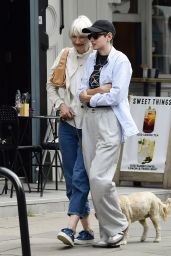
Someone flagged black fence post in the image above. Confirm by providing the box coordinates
[0,167,31,256]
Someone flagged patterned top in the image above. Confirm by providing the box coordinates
[89,53,108,88]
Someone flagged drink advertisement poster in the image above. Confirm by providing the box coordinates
[121,96,171,173]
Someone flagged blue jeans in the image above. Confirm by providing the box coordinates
[58,120,90,217]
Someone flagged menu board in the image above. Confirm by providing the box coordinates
[121,96,171,173]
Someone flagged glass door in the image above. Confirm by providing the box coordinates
[152,0,171,74]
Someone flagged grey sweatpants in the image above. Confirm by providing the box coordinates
[82,107,128,240]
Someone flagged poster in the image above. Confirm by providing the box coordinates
[121,96,171,173]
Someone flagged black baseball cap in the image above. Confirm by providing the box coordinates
[82,19,116,38]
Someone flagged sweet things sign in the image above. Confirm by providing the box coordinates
[121,96,171,173]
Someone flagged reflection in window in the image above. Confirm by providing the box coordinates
[112,0,138,14]
[152,0,171,74]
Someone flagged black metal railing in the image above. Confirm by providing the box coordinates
[0,167,31,256]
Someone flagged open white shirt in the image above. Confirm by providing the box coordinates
[77,46,139,141]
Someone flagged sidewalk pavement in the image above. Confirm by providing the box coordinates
[0,182,171,255]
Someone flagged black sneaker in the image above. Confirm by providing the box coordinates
[74,230,94,245]
[57,228,75,247]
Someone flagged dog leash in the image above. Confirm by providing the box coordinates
[72,117,82,150]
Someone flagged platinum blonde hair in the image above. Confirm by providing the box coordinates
[69,15,92,37]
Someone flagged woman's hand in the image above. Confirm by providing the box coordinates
[86,83,112,95]
[79,90,91,103]
[100,83,112,93]
[59,103,74,120]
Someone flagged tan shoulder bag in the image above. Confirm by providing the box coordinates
[50,47,70,88]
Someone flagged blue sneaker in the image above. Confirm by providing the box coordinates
[74,230,94,245]
[57,228,75,247]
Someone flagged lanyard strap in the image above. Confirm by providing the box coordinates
[72,118,82,150]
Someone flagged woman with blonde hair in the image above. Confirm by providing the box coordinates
[47,15,94,247]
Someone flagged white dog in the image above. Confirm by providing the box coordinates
[119,191,171,244]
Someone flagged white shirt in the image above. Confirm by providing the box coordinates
[47,47,92,129]
[77,46,139,141]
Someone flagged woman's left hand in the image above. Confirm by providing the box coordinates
[79,90,91,103]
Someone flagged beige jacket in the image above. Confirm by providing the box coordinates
[47,47,92,129]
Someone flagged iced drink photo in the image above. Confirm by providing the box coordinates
[143,106,156,133]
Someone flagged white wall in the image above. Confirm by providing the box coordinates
[62,0,114,47]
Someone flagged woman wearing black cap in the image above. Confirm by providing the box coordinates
[78,19,138,248]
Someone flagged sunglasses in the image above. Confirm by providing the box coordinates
[88,32,107,40]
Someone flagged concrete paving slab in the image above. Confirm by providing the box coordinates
[0,212,171,256]
[1,181,171,255]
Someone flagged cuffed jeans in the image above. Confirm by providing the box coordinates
[58,120,90,217]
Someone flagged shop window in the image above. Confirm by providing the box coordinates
[113,22,141,76]
[152,0,171,74]
[111,0,138,14]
